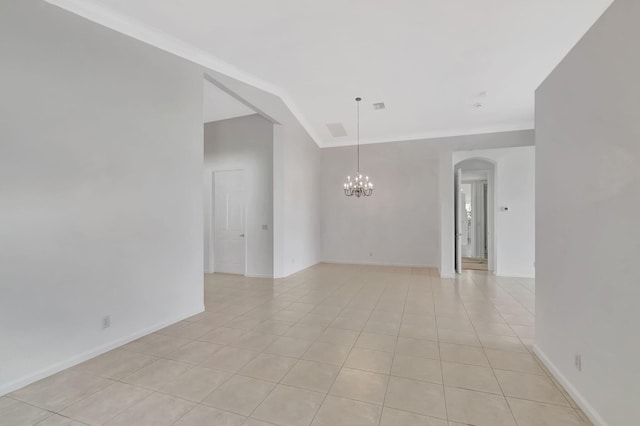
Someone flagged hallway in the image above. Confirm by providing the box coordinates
[3,265,588,425]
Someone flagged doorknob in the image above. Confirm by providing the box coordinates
[240,234,245,237]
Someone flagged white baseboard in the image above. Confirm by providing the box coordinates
[320,260,437,269]
[245,273,273,278]
[533,345,608,426]
[495,270,535,278]
[0,306,204,397]
[275,262,320,279]
[437,265,455,278]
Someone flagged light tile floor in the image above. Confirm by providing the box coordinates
[2,265,591,425]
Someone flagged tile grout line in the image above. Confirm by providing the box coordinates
[468,273,579,415]
[12,267,589,426]
[464,272,530,426]
[305,277,381,425]
[430,272,451,423]
[376,275,410,426]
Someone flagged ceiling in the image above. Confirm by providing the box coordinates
[203,79,255,124]
[47,0,613,147]
[462,170,489,182]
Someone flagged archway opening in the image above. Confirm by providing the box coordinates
[454,158,496,274]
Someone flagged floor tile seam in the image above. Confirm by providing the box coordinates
[63,383,157,425]
[166,395,246,426]
[24,375,117,415]
[245,417,279,426]
[147,345,226,365]
[98,390,168,424]
[2,395,59,418]
[384,389,450,423]
[377,280,409,426]
[240,318,345,425]
[151,366,237,403]
[502,394,580,410]
[322,388,449,422]
[456,275,520,426]
[38,412,91,426]
[430,277,451,423]
[531,356,582,408]
[466,275,557,388]
[466,276,535,342]
[117,356,199,385]
[308,279,386,426]
[486,276,535,317]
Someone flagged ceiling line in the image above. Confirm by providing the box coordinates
[321,123,534,148]
[203,73,281,126]
[44,0,535,148]
[44,0,322,145]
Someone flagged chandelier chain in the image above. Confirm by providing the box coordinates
[343,96,373,198]
[357,97,360,172]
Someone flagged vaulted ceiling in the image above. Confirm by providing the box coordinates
[47,0,613,147]
[203,79,256,124]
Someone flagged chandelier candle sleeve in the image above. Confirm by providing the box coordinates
[343,97,374,197]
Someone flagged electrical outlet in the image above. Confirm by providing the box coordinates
[575,354,582,372]
[102,315,111,329]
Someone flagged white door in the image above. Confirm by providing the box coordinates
[455,168,463,273]
[213,170,246,274]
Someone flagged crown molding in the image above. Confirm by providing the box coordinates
[45,0,534,150]
[320,122,534,148]
[44,0,324,147]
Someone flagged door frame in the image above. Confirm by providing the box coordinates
[208,169,248,275]
[453,159,496,274]
[455,169,463,273]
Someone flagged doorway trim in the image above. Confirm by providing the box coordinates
[453,157,496,274]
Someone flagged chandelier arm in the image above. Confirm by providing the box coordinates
[343,96,373,198]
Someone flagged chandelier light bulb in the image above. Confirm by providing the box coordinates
[343,97,374,198]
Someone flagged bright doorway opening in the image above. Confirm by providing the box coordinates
[454,158,495,274]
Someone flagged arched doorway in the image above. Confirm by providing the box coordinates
[454,158,496,274]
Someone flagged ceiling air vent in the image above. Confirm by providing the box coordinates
[373,102,385,110]
[326,122,348,138]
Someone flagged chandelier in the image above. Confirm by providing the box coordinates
[344,97,373,197]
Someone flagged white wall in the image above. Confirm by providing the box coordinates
[204,115,274,277]
[320,142,439,267]
[275,123,322,277]
[535,0,638,424]
[453,147,536,278]
[0,0,204,395]
[202,70,322,279]
[320,131,534,270]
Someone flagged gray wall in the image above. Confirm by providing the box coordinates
[0,0,204,394]
[320,130,534,269]
[276,122,321,277]
[535,0,639,423]
[204,115,274,277]
[205,69,322,278]
[453,146,536,278]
